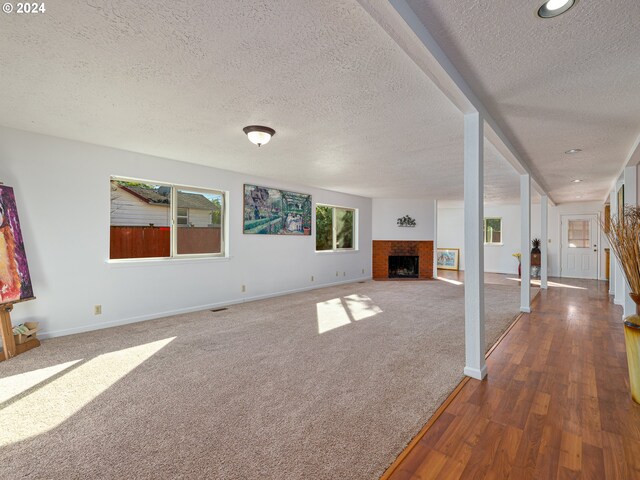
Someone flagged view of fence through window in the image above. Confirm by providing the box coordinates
[110,179,223,259]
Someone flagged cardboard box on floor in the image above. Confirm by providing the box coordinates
[13,321,39,345]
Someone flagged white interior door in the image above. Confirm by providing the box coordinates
[561,214,598,279]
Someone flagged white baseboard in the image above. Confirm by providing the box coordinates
[464,365,487,380]
[520,306,532,313]
[39,276,372,339]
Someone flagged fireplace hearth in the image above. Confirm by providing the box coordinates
[388,255,419,278]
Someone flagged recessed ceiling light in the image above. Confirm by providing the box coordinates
[572,179,582,183]
[538,0,576,18]
[565,148,582,154]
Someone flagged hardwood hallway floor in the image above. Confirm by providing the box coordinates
[384,277,640,479]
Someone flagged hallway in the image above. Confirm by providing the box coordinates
[386,278,640,479]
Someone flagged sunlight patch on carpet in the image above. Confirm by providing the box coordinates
[317,295,382,333]
[0,337,175,447]
[343,294,383,321]
[317,298,351,334]
[0,360,83,404]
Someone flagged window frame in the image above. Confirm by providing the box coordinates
[109,176,226,261]
[483,217,503,245]
[315,203,358,252]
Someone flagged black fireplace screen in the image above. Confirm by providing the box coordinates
[388,255,419,278]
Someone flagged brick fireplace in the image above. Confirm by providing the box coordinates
[372,240,434,280]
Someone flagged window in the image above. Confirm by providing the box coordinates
[316,205,356,251]
[177,207,189,226]
[110,177,225,259]
[568,220,589,248]
[484,217,502,244]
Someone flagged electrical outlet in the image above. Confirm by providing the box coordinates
[241,285,246,292]
[311,275,314,282]
[94,305,102,315]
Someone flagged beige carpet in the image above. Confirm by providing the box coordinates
[0,280,527,479]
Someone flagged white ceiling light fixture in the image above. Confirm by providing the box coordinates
[572,179,583,183]
[537,0,576,18]
[243,125,276,147]
[565,148,582,154]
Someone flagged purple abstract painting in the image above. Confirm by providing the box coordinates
[0,185,33,305]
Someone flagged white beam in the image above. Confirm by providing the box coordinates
[521,175,531,312]
[604,133,640,203]
[541,195,548,290]
[433,200,438,279]
[612,183,624,306]
[357,0,552,202]
[463,112,486,381]
[609,189,616,296]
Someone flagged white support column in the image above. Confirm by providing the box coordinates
[609,189,616,296]
[433,200,438,279]
[520,174,531,312]
[463,112,486,381]
[623,166,638,318]
[541,195,548,290]
[612,186,624,305]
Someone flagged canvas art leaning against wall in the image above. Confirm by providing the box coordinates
[243,184,312,235]
[0,185,33,305]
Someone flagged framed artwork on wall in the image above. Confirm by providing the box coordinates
[437,248,460,271]
[618,184,624,220]
[243,184,312,235]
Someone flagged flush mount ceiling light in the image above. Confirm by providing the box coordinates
[537,0,576,18]
[243,125,275,147]
[565,148,582,154]
[572,179,583,183]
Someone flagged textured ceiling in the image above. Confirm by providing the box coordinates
[0,0,526,202]
[406,0,640,204]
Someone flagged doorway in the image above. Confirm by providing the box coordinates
[560,214,599,279]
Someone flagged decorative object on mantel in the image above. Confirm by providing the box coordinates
[512,252,522,277]
[600,205,640,404]
[0,183,38,361]
[530,238,541,278]
[397,215,416,227]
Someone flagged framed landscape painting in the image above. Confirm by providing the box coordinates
[437,248,460,271]
[243,184,312,235]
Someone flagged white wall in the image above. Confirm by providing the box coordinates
[372,198,436,240]
[438,201,607,278]
[437,207,465,270]
[0,127,372,338]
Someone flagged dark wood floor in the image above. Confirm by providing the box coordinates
[386,276,640,479]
